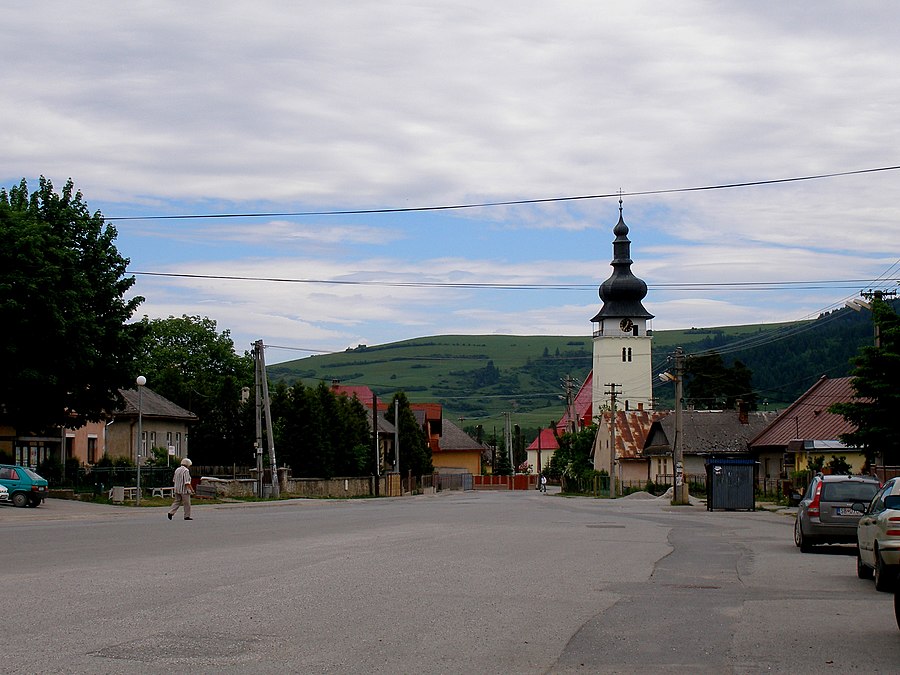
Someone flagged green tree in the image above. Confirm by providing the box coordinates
[385,392,433,476]
[829,297,900,466]
[685,351,756,410]
[547,425,596,481]
[134,315,254,465]
[494,434,512,475]
[270,381,373,479]
[0,177,144,431]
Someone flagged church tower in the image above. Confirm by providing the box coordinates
[591,200,654,414]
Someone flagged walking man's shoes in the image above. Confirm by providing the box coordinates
[167,513,173,520]
[184,517,193,520]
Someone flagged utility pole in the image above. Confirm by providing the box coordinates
[372,392,379,497]
[605,383,620,497]
[394,398,400,475]
[859,289,896,348]
[253,341,264,498]
[253,340,279,499]
[672,347,689,505]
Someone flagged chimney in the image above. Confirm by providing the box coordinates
[738,399,748,425]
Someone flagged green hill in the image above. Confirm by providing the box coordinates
[268,303,886,431]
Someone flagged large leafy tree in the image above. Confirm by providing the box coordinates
[0,177,144,431]
[547,425,596,481]
[385,391,433,476]
[134,315,254,465]
[685,351,757,410]
[271,381,372,478]
[829,298,900,465]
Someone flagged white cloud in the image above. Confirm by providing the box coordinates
[4,1,899,356]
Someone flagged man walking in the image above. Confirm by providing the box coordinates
[167,457,194,520]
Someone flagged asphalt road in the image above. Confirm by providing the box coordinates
[2,490,899,674]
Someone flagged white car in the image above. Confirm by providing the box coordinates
[0,484,8,502]
[856,476,900,591]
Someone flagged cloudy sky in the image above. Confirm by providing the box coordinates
[4,1,898,363]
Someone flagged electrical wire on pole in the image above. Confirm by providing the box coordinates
[672,347,689,505]
[605,383,621,497]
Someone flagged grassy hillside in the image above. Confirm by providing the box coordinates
[268,304,884,431]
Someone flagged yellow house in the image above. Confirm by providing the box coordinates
[432,419,486,475]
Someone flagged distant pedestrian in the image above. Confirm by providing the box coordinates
[540,475,547,493]
[167,458,194,521]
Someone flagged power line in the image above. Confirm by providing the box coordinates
[130,269,897,292]
[107,164,900,222]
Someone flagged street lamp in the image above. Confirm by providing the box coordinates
[136,375,146,506]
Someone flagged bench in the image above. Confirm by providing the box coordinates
[151,487,175,498]
[108,486,139,501]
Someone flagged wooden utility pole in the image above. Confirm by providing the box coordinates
[605,383,620,497]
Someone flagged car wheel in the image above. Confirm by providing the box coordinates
[858,550,874,579]
[795,518,813,552]
[11,492,28,508]
[874,548,895,592]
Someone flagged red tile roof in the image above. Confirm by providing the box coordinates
[603,410,667,459]
[750,376,858,449]
[527,427,560,452]
[331,384,378,408]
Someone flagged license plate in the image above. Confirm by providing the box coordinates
[838,507,863,516]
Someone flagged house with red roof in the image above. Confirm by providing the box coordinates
[525,373,594,474]
[593,409,667,484]
[749,375,866,481]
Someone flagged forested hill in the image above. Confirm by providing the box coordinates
[268,301,893,427]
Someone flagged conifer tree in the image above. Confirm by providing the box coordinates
[829,297,900,466]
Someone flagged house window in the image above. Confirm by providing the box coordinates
[87,436,98,464]
[140,431,147,457]
[656,457,669,482]
[150,431,157,450]
[176,432,181,454]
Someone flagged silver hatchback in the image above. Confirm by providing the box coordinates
[794,474,880,552]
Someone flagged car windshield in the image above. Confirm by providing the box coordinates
[820,481,879,502]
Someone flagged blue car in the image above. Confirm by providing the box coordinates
[0,464,49,507]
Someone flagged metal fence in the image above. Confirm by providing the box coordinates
[435,473,473,491]
[56,466,176,494]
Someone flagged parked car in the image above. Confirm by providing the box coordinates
[855,477,900,591]
[0,464,49,507]
[794,473,880,552]
[0,483,8,503]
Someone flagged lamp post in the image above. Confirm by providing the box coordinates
[136,375,146,506]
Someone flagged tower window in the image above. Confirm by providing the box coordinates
[627,348,632,362]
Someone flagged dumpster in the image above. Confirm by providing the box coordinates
[706,458,757,511]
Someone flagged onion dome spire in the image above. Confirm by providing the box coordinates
[590,197,654,322]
